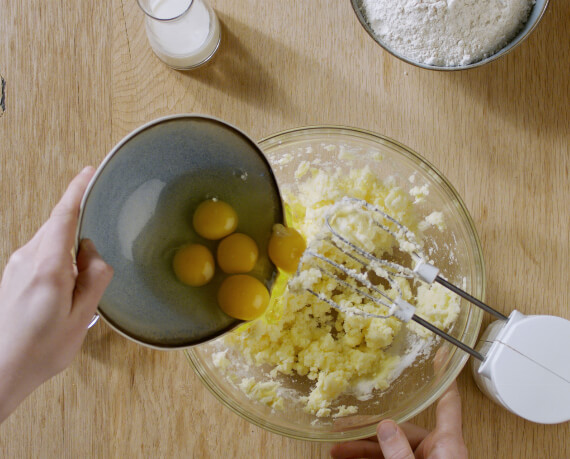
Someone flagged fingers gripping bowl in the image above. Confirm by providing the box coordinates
[186,126,485,441]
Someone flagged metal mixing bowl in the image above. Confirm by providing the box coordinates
[350,0,550,70]
[186,126,485,441]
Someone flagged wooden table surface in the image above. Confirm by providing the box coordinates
[1,0,569,457]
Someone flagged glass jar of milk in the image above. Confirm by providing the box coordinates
[137,0,221,70]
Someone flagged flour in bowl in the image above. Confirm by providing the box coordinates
[361,0,535,67]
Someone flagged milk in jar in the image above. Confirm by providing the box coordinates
[139,0,221,69]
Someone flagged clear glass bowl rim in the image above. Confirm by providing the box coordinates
[186,125,486,442]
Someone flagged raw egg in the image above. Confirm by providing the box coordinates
[172,243,215,287]
[217,233,259,273]
[193,199,238,240]
[267,224,306,273]
[217,274,270,321]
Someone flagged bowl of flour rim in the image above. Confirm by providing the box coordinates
[351,0,550,70]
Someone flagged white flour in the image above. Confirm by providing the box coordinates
[361,0,535,66]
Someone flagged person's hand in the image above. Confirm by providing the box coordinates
[0,167,113,423]
[330,381,468,459]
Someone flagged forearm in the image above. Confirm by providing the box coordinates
[0,350,41,424]
[0,366,22,423]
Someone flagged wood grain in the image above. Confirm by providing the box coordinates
[0,0,568,457]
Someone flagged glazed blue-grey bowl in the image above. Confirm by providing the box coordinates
[77,115,283,349]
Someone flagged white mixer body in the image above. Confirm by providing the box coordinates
[472,310,570,424]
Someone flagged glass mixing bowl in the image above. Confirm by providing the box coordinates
[185,126,485,441]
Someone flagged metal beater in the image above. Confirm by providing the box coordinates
[295,196,570,424]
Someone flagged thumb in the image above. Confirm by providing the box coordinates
[72,239,114,327]
[377,420,415,459]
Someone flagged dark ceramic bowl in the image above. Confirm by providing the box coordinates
[77,114,283,348]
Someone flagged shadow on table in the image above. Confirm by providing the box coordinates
[78,319,157,375]
[443,1,570,140]
[78,319,200,380]
[177,13,313,122]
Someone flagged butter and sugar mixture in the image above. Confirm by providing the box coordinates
[216,161,460,418]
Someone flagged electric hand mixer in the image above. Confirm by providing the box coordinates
[296,196,570,425]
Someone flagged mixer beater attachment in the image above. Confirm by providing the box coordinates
[296,197,506,361]
[293,196,570,424]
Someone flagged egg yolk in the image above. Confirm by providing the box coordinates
[217,274,270,321]
[172,243,215,287]
[217,233,259,274]
[193,199,238,240]
[267,224,306,273]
